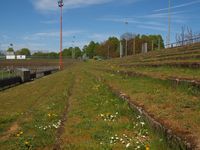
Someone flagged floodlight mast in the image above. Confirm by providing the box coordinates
[167,0,171,48]
[58,0,64,70]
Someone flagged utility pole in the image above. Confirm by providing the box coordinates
[58,0,64,70]
[107,45,110,59]
[133,38,135,55]
[158,37,161,50]
[72,36,76,59]
[152,40,154,51]
[125,21,128,57]
[167,0,171,48]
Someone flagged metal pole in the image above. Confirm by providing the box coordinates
[59,1,63,70]
[125,40,128,56]
[107,45,110,59]
[167,0,171,48]
[125,21,128,57]
[133,38,135,55]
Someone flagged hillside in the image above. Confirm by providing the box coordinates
[0,43,200,149]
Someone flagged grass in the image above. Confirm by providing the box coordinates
[0,67,75,149]
[0,49,200,149]
[0,71,17,80]
[59,68,171,150]
[89,67,200,146]
[92,60,200,81]
[132,66,200,80]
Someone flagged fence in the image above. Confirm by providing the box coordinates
[165,35,200,48]
[0,68,18,80]
[0,66,60,90]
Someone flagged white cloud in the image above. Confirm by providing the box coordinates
[137,25,167,31]
[89,33,118,42]
[154,0,200,12]
[23,30,84,41]
[31,0,113,11]
[40,20,58,24]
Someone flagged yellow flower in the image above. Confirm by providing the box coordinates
[48,113,51,117]
[146,144,150,150]
[16,134,20,137]
[24,141,29,145]
[20,131,23,135]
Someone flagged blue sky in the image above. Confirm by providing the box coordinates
[0,0,200,52]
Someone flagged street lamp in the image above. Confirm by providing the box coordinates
[58,0,64,70]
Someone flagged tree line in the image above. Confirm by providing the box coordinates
[3,33,164,59]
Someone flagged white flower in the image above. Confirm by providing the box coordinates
[140,122,145,126]
[126,143,130,148]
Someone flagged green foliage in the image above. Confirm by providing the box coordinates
[7,47,14,52]
[16,48,31,56]
[63,47,82,58]
[63,48,72,57]
[32,51,58,58]
[83,41,99,58]
[96,37,120,58]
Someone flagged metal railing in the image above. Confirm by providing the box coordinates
[165,35,200,48]
[0,68,17,80]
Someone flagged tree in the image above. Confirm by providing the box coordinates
[83,41,99,58]
[16,48,31,56]
[96,37,120,58]
[74,47,82,58]
[7,47,14,52]
[63,48,72,57]
[0,51,4,56]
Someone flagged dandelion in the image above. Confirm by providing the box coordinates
[20,131,23,135]
[16,134,20,137]
[146,144,150,150]
[24,141,30,146]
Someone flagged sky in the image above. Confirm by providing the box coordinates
[0,0,200,52]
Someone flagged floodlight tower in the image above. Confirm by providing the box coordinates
[58,0,64,70]
[125,21,128,57]
[167,0,171,48]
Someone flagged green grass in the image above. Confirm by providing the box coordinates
[89,68,200,146]
[59,68,171,150]
[131,66,200,80]
[0,71,17,80]
[0,68,75,149]
[0,60,199,149]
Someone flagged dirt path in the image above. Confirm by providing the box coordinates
[53,75,76,150]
